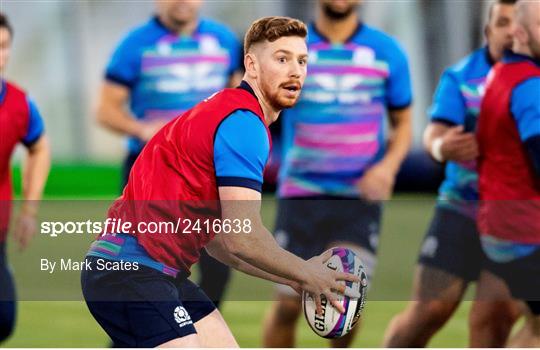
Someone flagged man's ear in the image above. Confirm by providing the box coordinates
[513,24,527,47]
[244,52,258,79]
[484,24,490,41]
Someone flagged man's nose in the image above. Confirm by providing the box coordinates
[289,61,302,78]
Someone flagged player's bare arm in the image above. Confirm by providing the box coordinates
[218,186,359,314]
[205,237,301,294]
[14,135,50,251]
[423,122,479,162]
[96,81,166,142]
[357,106,413,201]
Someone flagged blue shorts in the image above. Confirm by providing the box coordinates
[81,256,216,347]
[418,206,485,282]
[274,197,382,260]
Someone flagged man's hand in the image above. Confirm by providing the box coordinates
[13,211,37,252]
[135,119,168,142]
[301,250,360,315]
[438,125,479,162]
[356,161,397,201]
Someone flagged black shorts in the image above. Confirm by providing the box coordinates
[483,248,540,315]
[418,206,486,282]
[274,197,381,261]
[0,243,16,340]
[81,257,216,347]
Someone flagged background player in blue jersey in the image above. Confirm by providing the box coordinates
[383,1,520,347]
[0,12,50,343]
[95,0,243,310]
[263,0,413,347]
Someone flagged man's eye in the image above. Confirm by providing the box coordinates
[299,59,306,66]
[278,57,287,63]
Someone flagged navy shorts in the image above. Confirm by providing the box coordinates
[81,257,216,347]
[274,197,382,260]
[483,248,540,315]
[418,206,485,282]
[0,242,16,341]
[121,151,140,189]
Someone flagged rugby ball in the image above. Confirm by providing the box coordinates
[302,247,368,338]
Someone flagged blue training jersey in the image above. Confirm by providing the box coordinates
[105,16,242,154]
[278,22,412,198]
[429,47,494,218]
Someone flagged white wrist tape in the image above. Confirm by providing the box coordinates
[431,137,445,163]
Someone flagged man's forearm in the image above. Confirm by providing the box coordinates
[96,82,143,138]
[22,136,51,214]
[223,217,308,285]
[206,242,296,287]
[97,106,142,138]
[383,108,413,173]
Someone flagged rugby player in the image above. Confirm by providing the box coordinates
[82,16,359,348]
[384,1,520,347]
[477,0,540,346]
[0,12,50,342]
[263,0,413,347]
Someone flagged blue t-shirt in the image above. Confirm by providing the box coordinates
[0,80,45,146]
[429,47,493,218]
[278,22,412,198]
[105,16,242,153]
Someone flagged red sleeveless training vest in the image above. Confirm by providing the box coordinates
[0,81,30,240]
[477,60,540,243]
[107,87,270,271]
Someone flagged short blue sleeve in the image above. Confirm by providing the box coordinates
[428,71,466,125]
[22,97,44,146]
[214,110,270,192]
[386,43,413,109]
[511,78,540,141]
[105,33,142,88]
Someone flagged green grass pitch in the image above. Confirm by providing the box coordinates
[3,165,472,347]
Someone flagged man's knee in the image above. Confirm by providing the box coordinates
[470,300,519,333]
[409,300,456,331]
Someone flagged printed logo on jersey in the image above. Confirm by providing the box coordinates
[174,306,193,327]
[301,46,387,105]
